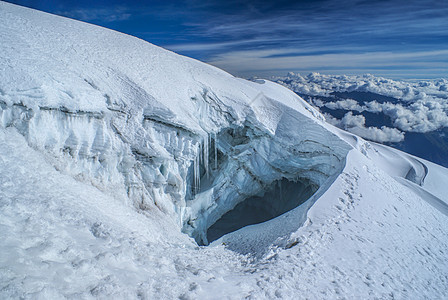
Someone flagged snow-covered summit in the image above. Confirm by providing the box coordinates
[1,2,447,298]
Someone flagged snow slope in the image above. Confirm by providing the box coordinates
[1,2,447,298]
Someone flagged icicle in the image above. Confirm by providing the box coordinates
[203,134,209,179]
[214,132,218,170]
[195,153,200,194]
[193,143,200,195]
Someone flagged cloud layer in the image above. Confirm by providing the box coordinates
[275,73,448,142]
[325,112,405,143]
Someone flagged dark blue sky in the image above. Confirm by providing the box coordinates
[5,0,448,79]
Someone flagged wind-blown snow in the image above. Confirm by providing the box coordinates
[1,2,448,299]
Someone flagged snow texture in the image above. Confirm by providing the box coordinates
[1,2,448,299]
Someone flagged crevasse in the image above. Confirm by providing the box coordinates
[0,84,351,250]
[0,0,355,250]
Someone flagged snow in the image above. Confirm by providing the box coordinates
[0,128,243,299]
[1,2,448,299]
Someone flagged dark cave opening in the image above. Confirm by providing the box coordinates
[206,178,318,244]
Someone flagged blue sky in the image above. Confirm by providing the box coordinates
[5,0,448,79]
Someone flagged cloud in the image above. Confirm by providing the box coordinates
[277,73,448,133]
[325,99,363,111]
[325,112,405,143]
[349,126,405,143]
[205,49,448,78]
[184,0,447,45]
[23,0,448,78]
[165,38,287,53]
[340,112,366,128]
[379,101,448,132]
[156,0,448,78]
[323,98,448,132]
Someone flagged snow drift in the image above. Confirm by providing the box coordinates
[1,2,447,299]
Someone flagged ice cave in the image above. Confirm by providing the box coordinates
[179,119,349,247]
[206,178,318,244]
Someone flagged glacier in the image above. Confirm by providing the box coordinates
[0,2,350,248]
[1,2,448,299]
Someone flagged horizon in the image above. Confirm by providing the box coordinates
[4,0,448,79]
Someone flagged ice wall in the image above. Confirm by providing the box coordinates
[0,2,352,246]
[0,91,351,246]
[180,109,350,244]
